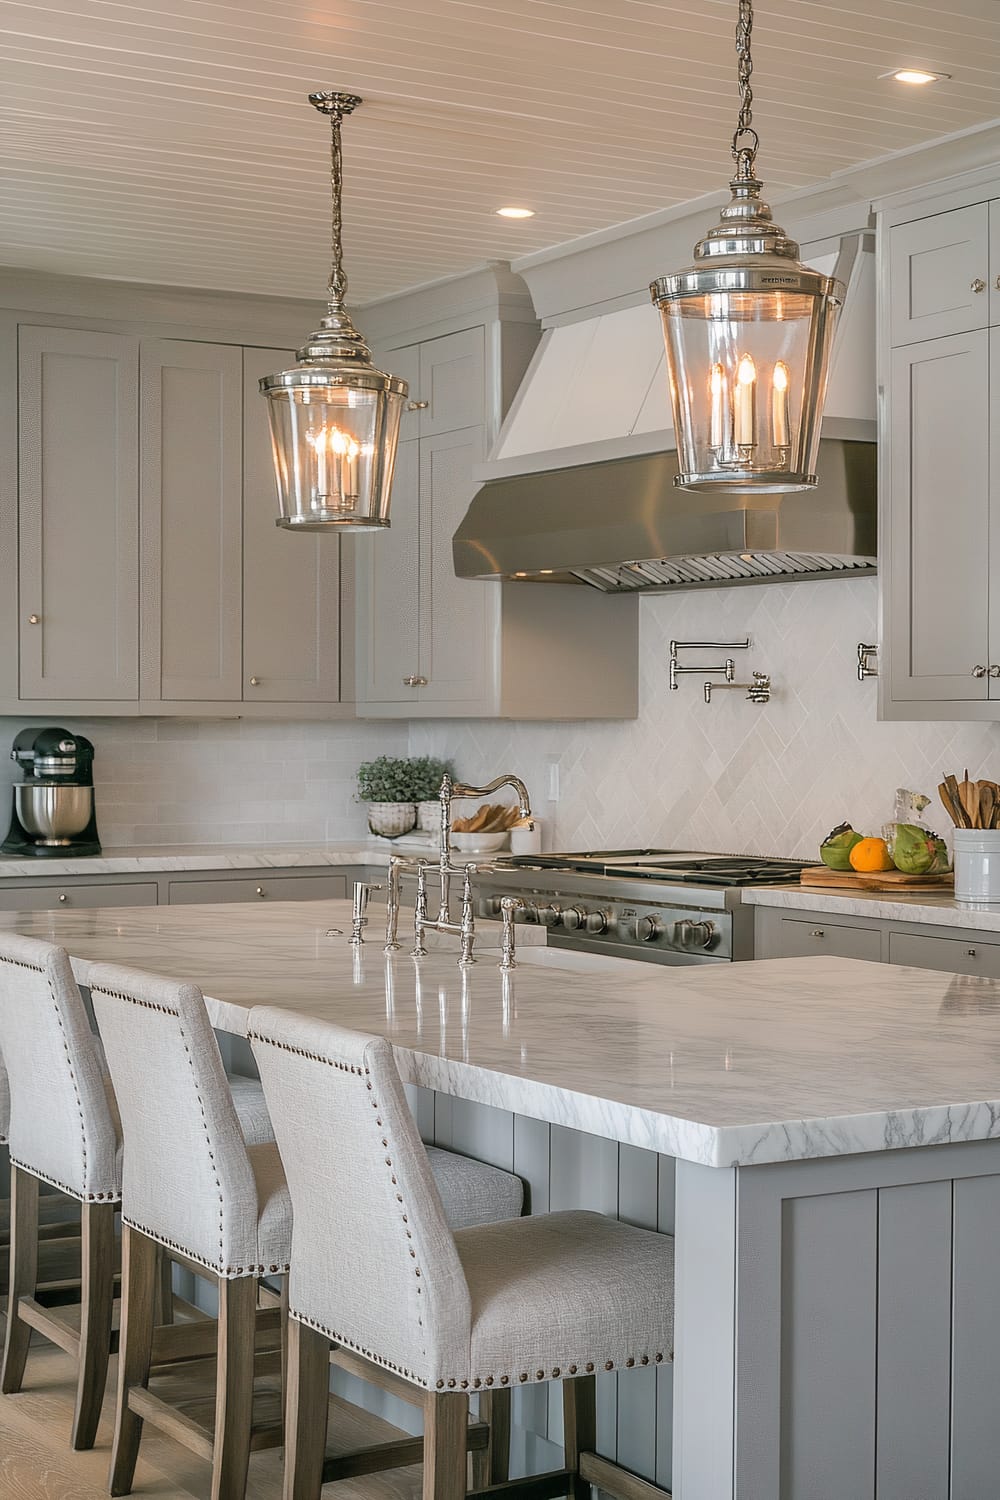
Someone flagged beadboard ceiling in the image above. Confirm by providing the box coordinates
[1,0,999,305]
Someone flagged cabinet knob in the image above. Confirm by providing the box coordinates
[990,666,1000,679]
[256,886,265,897]
[402,675,429,686]
[972,278,987,293]
[406,400,429,412]
[972,664,988,678]
[810,929,825,938]
[967,948,978,957]
[249,676,261,687]
[27,614,40,625]
[58,893,67,902]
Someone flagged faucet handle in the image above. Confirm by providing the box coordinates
[349,881,383,946]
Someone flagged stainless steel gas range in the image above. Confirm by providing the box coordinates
[474,850,809,965]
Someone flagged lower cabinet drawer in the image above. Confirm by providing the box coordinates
[770,916,882,962]
[888,930,1000,978]
[167,874,348,905]
[0,881,158,911]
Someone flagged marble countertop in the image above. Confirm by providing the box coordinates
[0,840,391,879]
[744,884,1000,932]
[4,896,1000,1170]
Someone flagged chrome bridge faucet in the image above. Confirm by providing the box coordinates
[383,771,532,969]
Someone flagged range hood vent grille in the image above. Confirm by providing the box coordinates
[570,552,874,592]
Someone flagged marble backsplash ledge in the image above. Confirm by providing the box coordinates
[408,576,1000,861]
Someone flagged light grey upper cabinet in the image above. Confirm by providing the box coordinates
[18,326,139,701]
[417,425,489,705]
[888,203,989,345]
[241,348,342,704]
[412,327,485,436]
[357,435,421,704]
[880,187,1000,721]
[885,330,990,704]
[140,339,243,702]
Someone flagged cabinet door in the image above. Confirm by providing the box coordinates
[765,916,882,962]
[418,328,485,436]
[417,425,495,705]
[888,930,1000,979]
[140,340,242,701]
[241,348,341,703]
[385,344,421,442]
[0,882,157,912]
[356,436,422,702]
[889,204,989,345]
[887,331,990,703]
[166,873,347,904]
[18,326,139,700]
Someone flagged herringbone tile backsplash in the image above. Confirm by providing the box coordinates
[410,577,1000,860]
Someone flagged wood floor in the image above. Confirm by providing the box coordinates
[0,1323,426,1500]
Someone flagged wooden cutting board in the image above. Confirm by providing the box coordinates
[800,866,954,892]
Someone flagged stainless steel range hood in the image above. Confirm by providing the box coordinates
[454,436,876,592]
[455,232,877,593]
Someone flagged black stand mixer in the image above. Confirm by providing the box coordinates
[2,727,101,857]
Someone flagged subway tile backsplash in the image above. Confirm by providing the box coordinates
[5,578,1000,860]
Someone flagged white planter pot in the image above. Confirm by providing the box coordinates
[416,800,442,834]
[367,801,416,839]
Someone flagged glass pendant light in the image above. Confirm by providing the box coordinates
[650,0,844,492]
[260,93,407,530]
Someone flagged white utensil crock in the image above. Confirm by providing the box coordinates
[954,829,1000,902]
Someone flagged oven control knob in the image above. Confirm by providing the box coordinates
[585,910,612,935]
[674,918,717,950]
[535,904,562,927]
[562,906,586,930]
[486,897,504,917]
[635,915,664,942]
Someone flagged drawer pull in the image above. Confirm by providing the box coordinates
[58,893,67,903]
[967,948,978,957]
[810,929,825,938]
[256,886,266,897]
[972,278,987,293]
[27,614,40,625]
[249,676,261,687]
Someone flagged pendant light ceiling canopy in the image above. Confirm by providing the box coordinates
[650,0,845,494]
[260,93,408,531]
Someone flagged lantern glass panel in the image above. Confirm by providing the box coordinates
[263,382,405,529]
[657,287,840,490]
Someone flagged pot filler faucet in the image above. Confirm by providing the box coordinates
[378,772,532,971]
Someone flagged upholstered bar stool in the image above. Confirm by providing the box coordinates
[90,962,523,1500]
[0,933,124,1451]
[249,1008,675,1500]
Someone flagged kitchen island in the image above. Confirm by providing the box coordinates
[4,897,1000,1499]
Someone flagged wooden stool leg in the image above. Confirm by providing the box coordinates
[71,1199,116,1449]
[281,1316,330,1500]
[1,1165,39,1395]
[154,1245,174,1327]
[473,1388,512,1487]
[110,1226,158,1498]
[562,1375,596,1500]
[211,1275,257,1500]
[422,1391,468,1500]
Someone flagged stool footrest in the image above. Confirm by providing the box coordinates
[468,1468,574,1500]
[321,1420,489,1484]
[579,1450,672,1500]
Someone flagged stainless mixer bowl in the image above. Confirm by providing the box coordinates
[15,783,93,844]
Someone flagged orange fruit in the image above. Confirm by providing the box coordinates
[849,836,894,873]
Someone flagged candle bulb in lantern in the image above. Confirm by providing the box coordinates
[330,429,350,507]
[347,439,360,497]
[771,360,790,448]
[309,428,329,500]
[734,353,756,448]
[709,362,729,450]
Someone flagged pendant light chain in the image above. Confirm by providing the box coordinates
[327,105,348,312]
[731,0,759,180]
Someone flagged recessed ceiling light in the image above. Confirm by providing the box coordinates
[496,206,535,219]
[881,67,951,85]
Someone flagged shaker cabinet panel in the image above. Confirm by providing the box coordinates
[886,330,990,704]
[140,340,243,702]
[888,203,989,345]
[759,915,882,963]
[357,436,422,703]
[418,425,492,704]
[241,348,341,703]
[417,328,485,436]
[18,326,139,701]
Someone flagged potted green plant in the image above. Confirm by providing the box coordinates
[408,756,455,833]
[356,755,455,839]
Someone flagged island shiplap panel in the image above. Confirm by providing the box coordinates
[950,1175,1000,1498]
